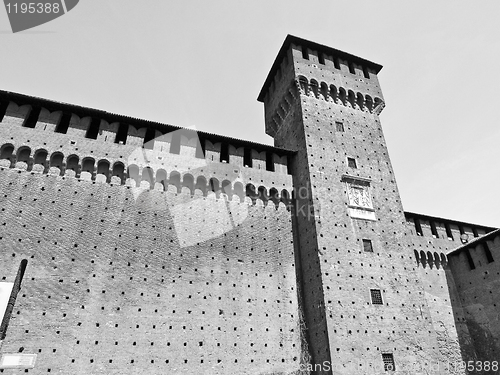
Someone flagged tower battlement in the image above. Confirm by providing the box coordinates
[258,35,385,138]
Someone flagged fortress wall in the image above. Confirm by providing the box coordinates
[0,100,290,187]
[0,104,293,202]
[448,232,500,366]
[405,214,492,244]
[408,232,476,369]
[0,166,304,375]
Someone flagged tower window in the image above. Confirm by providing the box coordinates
[318,52,325,65]
[348,62,356,75]
[370,289,383,305]
[347,157,357,169]
[0,101,9,122]
[430,221,439,238]
[243,148,252,168]
[335,121,344,132]
[362,239,373,252]
[414,218,423,236]
[382,353,395,371]
[114,123,129,145]
[483,243,494,263]
[85,118,100,140]
[445,223,454,240]
[220,143,229,163]
[23,106,41,128]
[55,112,71,134]
[301,46,309,60]
[472,227,479,238]
[363,66,370,79]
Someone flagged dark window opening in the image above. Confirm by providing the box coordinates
[85,118,100,140]
[0,259,28,340]
[382,353,395,371]
[347,157,357,169]
[483,243,494,263]
[430,221,439,238]
[445,223,454,240]
[335,121,344,132]
[472,227,479,238]
[143,128,156,149]
[362,66,370,79]
[220,143,229,163]
[266,152,274,172]
[195,137,205,159]
[370,289,383,305]
[23,106,41,128]
[0,101,9,122]
[414,218,423,236]
[362,239,373,252]
[333,57,340,69]
[301,46,309,60]
[55,112,71,134]
[348,62,356,75]
[114,123,129,145]
[465,249,475,270]
[244,148,252,168]
[318,52,325,65]
[170,133,181,154]
[459,225,465,235]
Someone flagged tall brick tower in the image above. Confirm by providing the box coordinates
[258,36,457,374]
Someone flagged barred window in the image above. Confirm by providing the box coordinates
[370,289,383,305]
[382,353,395,371]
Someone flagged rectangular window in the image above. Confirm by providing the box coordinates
[414,217,423,236]
[382,353,395,371]
[55,112,71,134]
[483,243,494,263]
[318,52,325,65]
[85,117,100,140]
[22,106,41,128]
[301,46,309,60]
[430,221,439,238]
[362,239,373,252]
[335,121,344,132]
[472,227,479,238]
[445,223,454,240]
[347,157,357,169]
[370,289,383,305]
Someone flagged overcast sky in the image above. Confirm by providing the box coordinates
[1,1,499,227]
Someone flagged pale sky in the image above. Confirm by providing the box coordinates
[1,1,499,227]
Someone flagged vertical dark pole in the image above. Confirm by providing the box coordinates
[0,259,28,340]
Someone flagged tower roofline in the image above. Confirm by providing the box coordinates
[257,34,383,102]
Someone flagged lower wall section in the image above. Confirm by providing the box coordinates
[0,167,305,374]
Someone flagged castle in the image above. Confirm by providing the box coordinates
[0,35,499,374]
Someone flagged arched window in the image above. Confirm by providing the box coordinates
[16,147,31,163]
[97,160,110,179]
[33,149,48,166]
[81,158,95,174]
[112,162,125,183]
[66,155,79,172]
[49,152,64,169]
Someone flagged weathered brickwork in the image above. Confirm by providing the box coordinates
[0,35,499,375]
